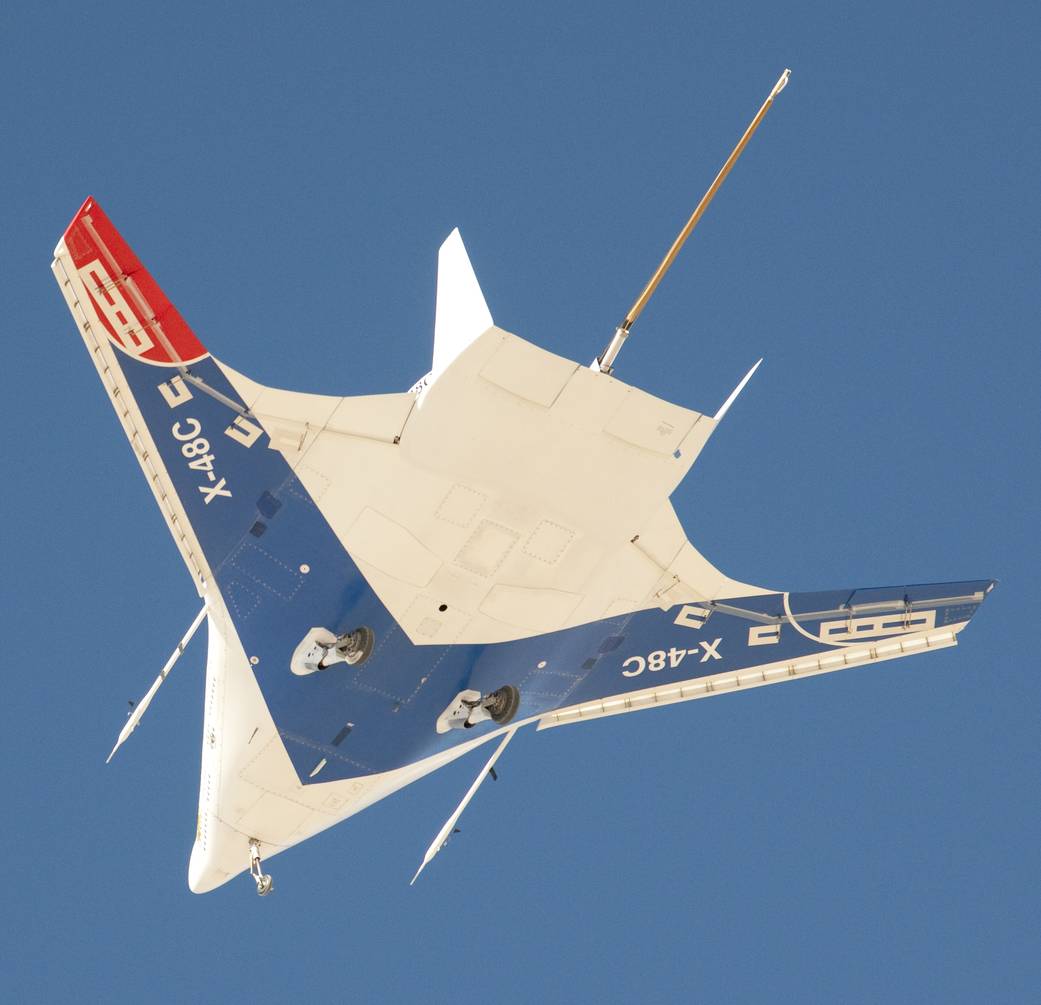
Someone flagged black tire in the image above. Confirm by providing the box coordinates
[487,684,520,725]
[344,626,375,666]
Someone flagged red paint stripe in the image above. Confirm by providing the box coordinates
[62,197,208,366]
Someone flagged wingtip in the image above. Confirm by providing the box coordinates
[64,195,98,237]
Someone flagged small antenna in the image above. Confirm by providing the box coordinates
[595,68,791,375]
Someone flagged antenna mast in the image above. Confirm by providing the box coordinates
[595,68,790,375]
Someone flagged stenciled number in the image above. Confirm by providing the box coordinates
[188,454,214,472]
[647,650,666,671]
[172,418,201,441]
[621,655,645,678]
[182,437,210,458]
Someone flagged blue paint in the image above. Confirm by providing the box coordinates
[120,352,995,783]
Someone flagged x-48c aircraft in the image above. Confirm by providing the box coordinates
[52,70,994,894]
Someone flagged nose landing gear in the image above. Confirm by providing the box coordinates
[249,839,273,897]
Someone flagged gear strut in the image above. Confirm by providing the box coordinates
[249,838,273,896]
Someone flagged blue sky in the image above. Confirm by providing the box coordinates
[2,1,1038,1001]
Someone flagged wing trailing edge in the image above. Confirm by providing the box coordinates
[537,579,996,731]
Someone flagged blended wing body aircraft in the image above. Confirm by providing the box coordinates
[52,74,994,895]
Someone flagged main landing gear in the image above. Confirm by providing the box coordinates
[436,685,520,733]
[249,838,273,897]
[290,626,375,676]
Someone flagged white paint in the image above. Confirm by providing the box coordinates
[77,259,155,356]
[673,604,709,629]
[411,726,517,884]
[224,415,262,448]
[540,622,968,731]
[431,229,494,378]
[713,358,762,422]
[106,604,208,763]
[748,623,781,646]
[159,375,192,409]
[819,609,936,643]
[291,327,768,645]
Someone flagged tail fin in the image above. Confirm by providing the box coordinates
[431,228,493,378]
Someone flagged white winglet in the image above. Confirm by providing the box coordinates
[713,358,763,422]
[106,605,208,763]
[411,726,518,885]
[431,229,493,377]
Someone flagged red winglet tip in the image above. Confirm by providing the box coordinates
[58,199,208,366]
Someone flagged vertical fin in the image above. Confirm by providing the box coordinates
[431,229,493,377]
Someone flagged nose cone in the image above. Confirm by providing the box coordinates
[188,839,235,894]
[187,819,248,894]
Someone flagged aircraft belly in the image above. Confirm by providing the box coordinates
[286,327,763,649]
[55,198,997,895]
[112,349,994,798]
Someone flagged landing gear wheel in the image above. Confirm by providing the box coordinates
[342,625,374,666]
[485,684,520,725]
[249,838,274,897]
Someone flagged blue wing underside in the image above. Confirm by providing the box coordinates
[120,349,993,782]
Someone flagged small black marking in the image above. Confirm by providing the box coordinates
[599,635,625,653]
[581,657,598,670]
[438,604,448,613]
[330,723,353,746]
[249,521,267,538]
